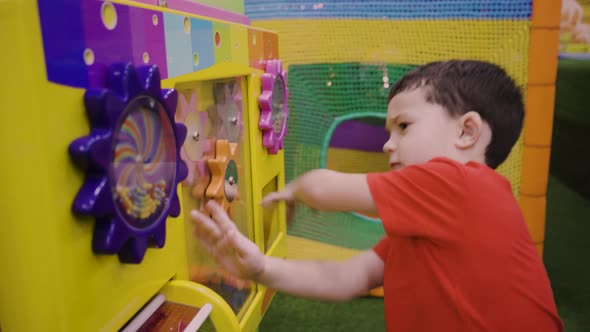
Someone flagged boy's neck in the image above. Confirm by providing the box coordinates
[442,151,487,167]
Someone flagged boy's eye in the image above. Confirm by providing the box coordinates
[399,122,409,130]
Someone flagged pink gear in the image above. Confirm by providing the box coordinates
[258,59,289,154]
[175,90,212,185]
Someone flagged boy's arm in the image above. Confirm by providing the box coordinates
[258,250,384,301]
[261,169,378,215]
[191,200,384,301]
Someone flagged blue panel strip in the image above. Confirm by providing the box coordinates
[37,0,88,87]
[190,18,215,71]
[245,0,532,20]
[163,13,193,78]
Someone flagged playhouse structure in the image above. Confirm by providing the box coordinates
[0,0,563,329]
[0,0,287,330]
[244,0,561,263]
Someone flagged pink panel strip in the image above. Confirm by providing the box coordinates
[131,0,250,25]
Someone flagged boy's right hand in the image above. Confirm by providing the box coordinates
[190,200,265,280]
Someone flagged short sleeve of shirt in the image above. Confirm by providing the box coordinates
[372,236,391,261]
[367,158,466,241]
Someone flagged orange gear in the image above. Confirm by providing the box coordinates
[205,139,240,218]
[191,138,216,207]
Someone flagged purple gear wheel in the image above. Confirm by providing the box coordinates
[258,59,289,154]
[68,63,188,263]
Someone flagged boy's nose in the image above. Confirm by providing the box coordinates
[383,139,396,153]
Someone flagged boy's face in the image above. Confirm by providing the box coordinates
[383,87,460,170]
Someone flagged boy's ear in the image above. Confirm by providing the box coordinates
[455,111,483,149]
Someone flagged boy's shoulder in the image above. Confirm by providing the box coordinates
[368,157,513,198]
[429,157,512,189]
[372,157,512,193]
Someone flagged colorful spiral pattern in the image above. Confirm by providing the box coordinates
[111,96,177,228]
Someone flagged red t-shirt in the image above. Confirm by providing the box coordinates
[367,158,563,332]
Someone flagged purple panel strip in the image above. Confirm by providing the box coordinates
[129,7,168,78]
[330,120,389,152]
[82,0,134,88]
[130,0,250,25]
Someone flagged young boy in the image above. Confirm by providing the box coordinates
[191,60,564,331]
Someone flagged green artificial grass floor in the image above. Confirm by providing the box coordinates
[550,59,590,201]
[544,176,590,331]
[259,175,590,331]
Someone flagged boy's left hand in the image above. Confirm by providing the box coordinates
[190,201,265,280]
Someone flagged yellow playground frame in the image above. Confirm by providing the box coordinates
[0,0,561,330]
[0,0,287,331]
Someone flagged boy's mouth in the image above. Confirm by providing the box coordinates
[389,162,402,170]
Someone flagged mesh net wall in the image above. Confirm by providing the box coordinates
[245,0,531,250]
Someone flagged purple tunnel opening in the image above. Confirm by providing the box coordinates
[329,118,389,152]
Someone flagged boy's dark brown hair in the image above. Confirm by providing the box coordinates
[387,60,524,169]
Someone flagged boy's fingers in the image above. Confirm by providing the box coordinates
[190,208,209,223]
[259,193,277,207]
[190,209,222,242]
[227,229,252,258]
[214,233,234,257]
[260,191,289,207]
[206,200,236,233]
[197,237,215,257]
